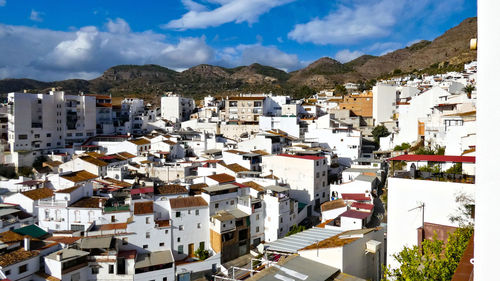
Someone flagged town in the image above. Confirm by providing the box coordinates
[0,61,477,281]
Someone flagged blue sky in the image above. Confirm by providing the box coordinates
[0,0,477,81]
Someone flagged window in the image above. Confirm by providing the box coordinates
[322,171,326,176]
[18,264,28,274]
[109,265,114,274]
[256,226,260,233]
[143,244,148,249]
[4,269,10,275]
[230,200,234,205]
[146,232,150,238]
[160,242,165,247]
[316,172,319,178]
[179,225,184,231]
[18,134,28,140]
[111,215,116,222]
[256,214,259,220]
[46,133,51,137]
[195,210,199,216]
[188,210,191,215]
[92,267,99,274]
[163,278,168,281]
[197,223,201,229]
[177,237,180,242]
[146,217,150,224]
[178,245,184,254]
[34,134,40,138]
[280,217,283,223]
[176,211,181,217]
[322,192,325,198]
[215,203,219,208]
[165,230,169,234]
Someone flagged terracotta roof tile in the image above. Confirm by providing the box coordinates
[69,197,107,209]
[219,162,250,173]
[96,223,128,231]
[0,230,26,243]
[0,248,39,267]
[129,139,151,146]
[134,201,153,215]
[61,170,98,183]
[46,236,81,245]
[169,197,208,209]
[56,185,81,194]
[21,187,54,200]
[207,173,235,183]
[242,181,264,192]
[321,199,347,212]
[156,184,188,195]
[80,156,108,167]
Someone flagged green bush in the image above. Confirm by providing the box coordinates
[195,244,210,260]
[286,224,306,237]
[394,143,411,151]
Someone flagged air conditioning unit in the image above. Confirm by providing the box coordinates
[366,240,382,254]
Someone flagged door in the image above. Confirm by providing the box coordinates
[188,243,195,257]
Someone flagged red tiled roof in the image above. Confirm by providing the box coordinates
[341,193,371,202]
[156,184,188,195]
[278,154,324,161]
[169,197,208,209]
[340,209,371,220]
[134,201,153,215]
[207,173,235,183]
[155,219,170,228]
[21,187,54,200]
[351,202,374,211]
[130,187,154,195]
[388,154,476,163]
[96,223,128,231]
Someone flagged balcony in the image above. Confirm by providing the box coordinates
[38,199,68,207]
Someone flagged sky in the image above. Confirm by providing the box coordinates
[0,0,477,81]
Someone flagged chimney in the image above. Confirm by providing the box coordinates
[56,252,62,261]
[24,237,30,251]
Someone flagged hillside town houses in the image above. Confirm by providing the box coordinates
[0,62,476,281]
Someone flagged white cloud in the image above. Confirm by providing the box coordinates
[218,43,305,72]
[277,37,283,43]
[163,0,295,30]
[106,18,131,34]
[30,9,43,22]
[288,0,465,46]
[0,0,6,7]
[0,19,215,80]
[365,41,403,55]
[288,0,403,45]
[334,49,363,63]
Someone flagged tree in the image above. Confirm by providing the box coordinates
[394,142,411,151]
[295,85,316,100]
[384,227,473,281]
[195,244,210,260]
[335,84,347,99]
[372,124,390,144]
[286,224,306,236]
[462,84,475,99]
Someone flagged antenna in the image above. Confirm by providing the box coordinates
[409,202,425,245]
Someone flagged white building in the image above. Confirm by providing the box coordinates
[6,91,96,166]
[386,176,474,269]
[372,84,398,125]
[262,154,329,209]
[161,95,195,123]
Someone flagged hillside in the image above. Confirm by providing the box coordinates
[0,17,477,99]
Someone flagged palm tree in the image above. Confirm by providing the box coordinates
[463,84,475,99]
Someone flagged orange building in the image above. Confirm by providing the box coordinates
[338,91,373,117]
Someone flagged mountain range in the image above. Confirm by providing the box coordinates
[0,17,477,100]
